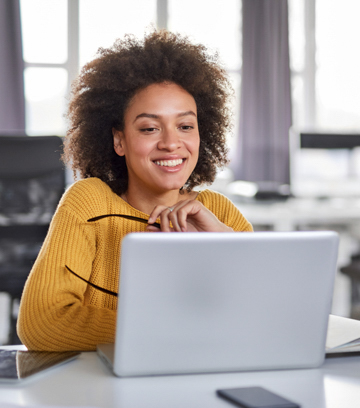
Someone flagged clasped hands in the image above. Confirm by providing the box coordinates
[146,200,233,233]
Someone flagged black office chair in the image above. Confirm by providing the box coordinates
[0,135,65,344]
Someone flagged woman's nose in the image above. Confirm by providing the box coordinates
[157,127,181,151]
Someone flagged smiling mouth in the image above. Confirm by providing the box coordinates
[154,159,184,167]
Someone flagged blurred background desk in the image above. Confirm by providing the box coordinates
[0,348,360,408]
[237,196,360,234]
[235,196,360,319]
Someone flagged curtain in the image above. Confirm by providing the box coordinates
[232,0,292,184]
[0,0,25,134]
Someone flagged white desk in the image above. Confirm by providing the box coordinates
[235,197,360,233]
[1,350,360,408]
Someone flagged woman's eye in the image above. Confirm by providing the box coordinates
[180,125,194,131]
[140,128,157,132]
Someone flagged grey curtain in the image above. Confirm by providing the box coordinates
[0,0,25,134]
[233,0,292,184]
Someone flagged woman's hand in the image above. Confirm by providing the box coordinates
[147,200,233,233]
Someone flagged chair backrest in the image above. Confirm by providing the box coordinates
[0,135,65,224]
[298,132,360,150]
[0,136,66,297]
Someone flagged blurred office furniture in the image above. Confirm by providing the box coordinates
[228,130,360,229]
[290,130,360,319]
[215,132,360,319]
[0,135,65,344]
[340,255,360,320]
[230,194,360,318]
[289,130,360,198]
[227,132,360,318]
[229,130,360,205]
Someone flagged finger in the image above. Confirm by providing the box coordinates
[146,225,161,232]
[174,200,201,232]
[168,209,182,232]
[167,200,189,232]
[148,205,167,224]
[167,201,192,232]
[165,203,182,232]
[148,205,172,231]
[159,207,173,232]
[177,208,189,232]
[147,224,175,232]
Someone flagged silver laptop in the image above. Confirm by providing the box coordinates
[97,231,339,377]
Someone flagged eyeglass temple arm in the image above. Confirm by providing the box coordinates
[65,265,118,297]
[87,213,161,228]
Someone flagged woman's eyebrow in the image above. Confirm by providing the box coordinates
[134,113,159,123]
[177,110,197,118]
[133,110,197,123]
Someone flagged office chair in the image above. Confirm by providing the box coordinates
[0,135,65,344]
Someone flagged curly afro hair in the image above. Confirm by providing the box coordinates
[63,30,233,196]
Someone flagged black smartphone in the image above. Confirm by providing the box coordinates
[216,386,301,408]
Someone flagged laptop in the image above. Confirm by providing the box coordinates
[97,231,339,377]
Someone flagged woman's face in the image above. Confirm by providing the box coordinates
[113,82,200,196]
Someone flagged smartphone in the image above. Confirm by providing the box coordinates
[216,386,300,408]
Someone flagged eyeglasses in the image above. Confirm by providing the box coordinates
[65,213,160,297]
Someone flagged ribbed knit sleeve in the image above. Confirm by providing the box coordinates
[196,189,253,232]
[17,178,148,351]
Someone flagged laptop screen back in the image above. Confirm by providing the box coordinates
[112,231,338,376]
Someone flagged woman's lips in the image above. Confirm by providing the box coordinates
[152,158,186,172]
[153,158,184,167]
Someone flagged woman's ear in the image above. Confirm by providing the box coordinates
[112,128,125,157]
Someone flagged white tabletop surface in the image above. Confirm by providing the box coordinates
[236,197,360,232]
[1,348,360,408]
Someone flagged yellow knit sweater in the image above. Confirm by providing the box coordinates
[17,178,253,351]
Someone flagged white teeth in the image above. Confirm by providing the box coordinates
[155,159,183,167]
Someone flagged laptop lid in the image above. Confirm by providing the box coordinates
[102,231,338,377]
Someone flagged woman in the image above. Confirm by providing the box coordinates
[17,30,252,351]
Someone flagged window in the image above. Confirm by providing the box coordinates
[288,0,360,130]
[79,0,157,67]
[20,1,360,140]
[316,0,360,130]
[20,0,242,146]
[288,0,360,198]
[20,0,68,136]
